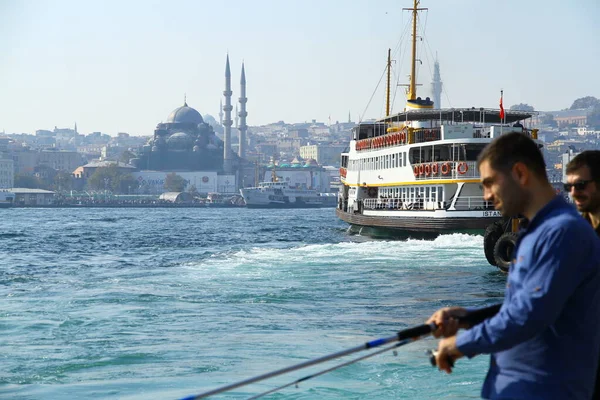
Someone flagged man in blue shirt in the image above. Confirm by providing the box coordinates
[428,132,600,399]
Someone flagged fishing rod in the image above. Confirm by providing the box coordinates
[247,338,421,400]
[179,303,502,400]
[251,303,503,399]
[179,323,435,400]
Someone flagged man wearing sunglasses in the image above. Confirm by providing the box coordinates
[566,150,600,399]
[428,133,600,400]
[566,150,600,235]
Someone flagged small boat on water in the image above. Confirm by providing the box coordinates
[0,190,15,208]
[335,0,540,271]
[205,192,246,208]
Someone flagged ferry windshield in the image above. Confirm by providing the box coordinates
[409,143,487,163]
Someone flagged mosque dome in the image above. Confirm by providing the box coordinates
[167,132,194,150]
[166,102,204,125]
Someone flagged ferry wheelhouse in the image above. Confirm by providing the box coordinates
[336,0,539,239]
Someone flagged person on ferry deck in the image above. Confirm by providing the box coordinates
[427,132,600,400]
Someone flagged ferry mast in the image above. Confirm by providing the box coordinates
[404,0,426,100]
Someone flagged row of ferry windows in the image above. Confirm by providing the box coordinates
[379,186,444,203]
[348,152,408,171]
[343,144,487,170]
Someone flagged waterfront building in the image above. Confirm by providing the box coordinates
[37,149,85,173]
[300,144,347,166]
[10,188,55,206]
[0,157,14,188]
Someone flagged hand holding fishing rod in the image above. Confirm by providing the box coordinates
[426,304,502,373]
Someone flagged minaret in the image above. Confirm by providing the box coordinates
[238,62,248,159]
[222,55,233,172]
[431,55,443,109]
[74,122,78,134]
[235,104,239,128]
[219,100,223,125]
[348,111,351,123]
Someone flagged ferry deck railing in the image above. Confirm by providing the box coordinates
[361,196,492,211]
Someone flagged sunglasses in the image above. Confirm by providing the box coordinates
[564,180,593,192]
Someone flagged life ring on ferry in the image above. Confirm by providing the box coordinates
[418,164,424,175]
[424,164,431,176]
[400,132,406,142]
[457,162,469,175]
[413,165,419,176]
[431,163,439,175]
[441,162,450,175]
[367,187,377,197]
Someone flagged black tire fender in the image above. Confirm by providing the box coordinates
[493,232,518,273]
[483,221,504,267]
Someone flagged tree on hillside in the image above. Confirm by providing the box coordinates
[570,96,600,110]
[14,173,43,189]
[540,113,557,128]
[87,165,139,194]
[164,173,186,192]
[119,150,137,164]
[187,184,199,197]
[588,105,600,129]
[509,103,535,112]
[53,171,74,192]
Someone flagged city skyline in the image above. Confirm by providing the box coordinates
[1,0,599,136]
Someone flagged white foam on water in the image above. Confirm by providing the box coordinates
[181,233,487,281]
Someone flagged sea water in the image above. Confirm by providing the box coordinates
[0,208,505,399]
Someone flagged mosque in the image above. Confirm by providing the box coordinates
[131,56,251,194]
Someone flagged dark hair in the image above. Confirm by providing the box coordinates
[477,131,547,179]
[566,150,600,182]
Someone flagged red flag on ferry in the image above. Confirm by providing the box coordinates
[499,92,505,121]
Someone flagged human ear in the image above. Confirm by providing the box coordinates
[511,162,529,185]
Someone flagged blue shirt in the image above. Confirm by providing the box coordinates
[456,195,600,400]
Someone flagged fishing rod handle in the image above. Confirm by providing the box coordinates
[458,303,502,328]
[428,303,502,368]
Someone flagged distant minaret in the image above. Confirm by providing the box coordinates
[219,100,224,125]
[431,55,443,109]
[223,55,233,172]
[238,62,248,159]
[348,111,351,123]
[235,104,239,128]
[74,122,78,134]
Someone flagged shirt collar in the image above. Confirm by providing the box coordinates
[520,195,566,233]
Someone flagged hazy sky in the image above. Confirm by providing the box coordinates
[1,0,599,136]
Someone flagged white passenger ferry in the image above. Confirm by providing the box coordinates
[240,181,326,208]
[336,0,539,240]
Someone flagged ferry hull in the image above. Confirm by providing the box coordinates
[336,208,500,236]
[246,201,327,209]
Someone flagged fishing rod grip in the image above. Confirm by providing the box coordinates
[396,323,437,341]
[457,303,502,328]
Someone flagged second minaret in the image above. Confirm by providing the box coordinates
[238,63,247,159]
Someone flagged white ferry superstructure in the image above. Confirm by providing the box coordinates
[335,0,539,236]
[240,181,325,208]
